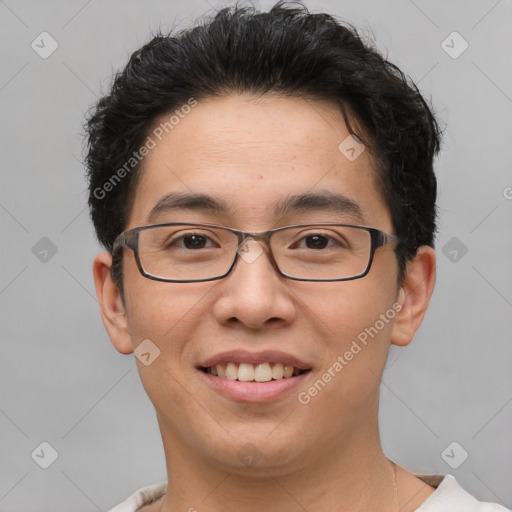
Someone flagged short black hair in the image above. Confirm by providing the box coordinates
[85,0,442,292]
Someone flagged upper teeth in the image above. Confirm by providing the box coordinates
[206,362,302,382]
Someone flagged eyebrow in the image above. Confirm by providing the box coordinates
[274,191,364,222]
[147,190,363,223]
[147,192,233,222]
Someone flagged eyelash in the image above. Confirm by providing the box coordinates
[165,232,346,250]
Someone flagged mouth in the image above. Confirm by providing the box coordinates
[200,362,310,382]
[197,350,312,402]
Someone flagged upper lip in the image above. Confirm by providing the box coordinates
[198,350,312,370]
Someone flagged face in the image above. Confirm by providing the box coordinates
[98,93,414,476]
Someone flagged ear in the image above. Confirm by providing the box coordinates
[92,252,133,354]
[391,246,436,347]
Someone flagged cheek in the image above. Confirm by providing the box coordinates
[296,276,396,347]
[295,278,397,401]
[123,271,222,406]
[123,278,216,429]
[125,279,213,350]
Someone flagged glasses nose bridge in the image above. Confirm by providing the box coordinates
[231,228,279,272]
[241,228,272,244]
[236,228,275,255]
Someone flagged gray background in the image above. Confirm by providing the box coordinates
[1,0,511,510]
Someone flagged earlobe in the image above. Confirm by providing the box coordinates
[92,252,134,355]
[390,246,436,347]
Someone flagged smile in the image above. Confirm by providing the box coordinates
[197,350,312,402]
[201,362,309,382]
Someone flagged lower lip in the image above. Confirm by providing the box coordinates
[199,370,310,402]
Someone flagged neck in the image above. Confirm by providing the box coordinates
[157,423,398,512]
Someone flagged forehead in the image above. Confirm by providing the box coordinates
[128,93,391,230]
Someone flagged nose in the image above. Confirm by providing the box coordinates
[211,238,297,330]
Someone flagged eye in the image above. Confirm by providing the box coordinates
[300,234,334,250]
[166,233,217,250]
[290,231,348,250]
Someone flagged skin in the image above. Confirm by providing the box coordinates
[93,93,437,512]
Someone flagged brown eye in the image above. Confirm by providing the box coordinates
[304,235,330,249]
[165,233,217,250]
[181,235,208,249]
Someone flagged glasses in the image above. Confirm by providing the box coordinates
[113,222,401,283]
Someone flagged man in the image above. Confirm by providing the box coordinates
[86,2,508,511]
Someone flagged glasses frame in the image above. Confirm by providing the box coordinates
[113,222,401,283]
